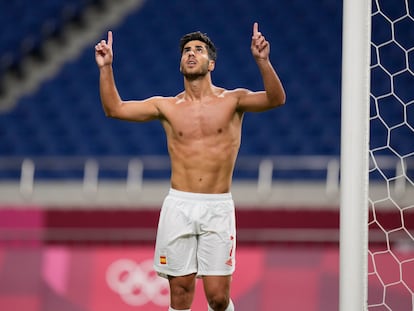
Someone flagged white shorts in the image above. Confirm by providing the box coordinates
[153,188,236,279]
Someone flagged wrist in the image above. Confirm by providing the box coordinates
[99,64,113,71]
[255,58,271,69]
[255,57,270,64]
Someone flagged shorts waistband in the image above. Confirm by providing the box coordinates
[169,188,232,201]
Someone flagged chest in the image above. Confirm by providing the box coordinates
[163,99,241,139]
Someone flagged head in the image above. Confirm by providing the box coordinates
[179,32,217,79]
[179,31,217,61]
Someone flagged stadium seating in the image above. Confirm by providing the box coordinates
[0,0,92,75]
[0,0,409,178]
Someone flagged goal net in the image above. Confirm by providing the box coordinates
[368,0,414,309]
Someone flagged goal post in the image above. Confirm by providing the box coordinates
[339,0,372,310]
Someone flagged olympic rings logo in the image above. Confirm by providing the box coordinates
[106,259,170,306]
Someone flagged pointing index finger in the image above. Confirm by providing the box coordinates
[253,22,259,36]
[107,31,113,47]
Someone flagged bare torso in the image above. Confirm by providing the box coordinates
[158,87,244,193]
[96,32,285,195]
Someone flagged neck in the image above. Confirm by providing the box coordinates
[183,74,214,101]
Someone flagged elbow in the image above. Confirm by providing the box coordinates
[277,93,287,107]
[103,108,117,118]
[102,100,124,118]
[269,92,286,108]
[281,96,287,106]
[278,87,287,106]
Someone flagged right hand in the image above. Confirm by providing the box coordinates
[251,22,270,62]
[95,31,113,68]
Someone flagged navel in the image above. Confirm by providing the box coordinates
[217,128,223,134]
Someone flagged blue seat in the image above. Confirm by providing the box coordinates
[0,0,411,181]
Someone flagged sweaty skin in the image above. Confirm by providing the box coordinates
[95,24,285,195]
[96,23,286,311]
[159,87,243,194]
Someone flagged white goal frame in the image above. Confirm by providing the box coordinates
[339,0,372,310]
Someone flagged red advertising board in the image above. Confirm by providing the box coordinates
[0,244,342,311]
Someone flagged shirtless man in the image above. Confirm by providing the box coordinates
[95,22,285,311]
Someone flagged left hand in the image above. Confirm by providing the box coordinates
[251,22,270,61]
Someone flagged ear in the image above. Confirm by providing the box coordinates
[208,60,215,72]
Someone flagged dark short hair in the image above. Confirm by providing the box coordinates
[179,31,217,61]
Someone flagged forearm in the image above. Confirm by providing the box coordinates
[99,65,123,117]
[256,59,286,107]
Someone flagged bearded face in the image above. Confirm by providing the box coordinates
[180,40,215,80]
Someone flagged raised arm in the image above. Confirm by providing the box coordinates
[95,31,161,122]
[237,22,286,112]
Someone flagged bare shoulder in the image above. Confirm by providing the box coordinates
[214,88,253,110]
[152,95,181,107]
[150,95,177,104]
[174,91,186,102]
[156,92,191,114]
[222,87,251,98]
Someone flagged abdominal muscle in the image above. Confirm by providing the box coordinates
[167,135,239,194]
[160,89,243,194]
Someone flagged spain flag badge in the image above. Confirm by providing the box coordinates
[160,255,167,265]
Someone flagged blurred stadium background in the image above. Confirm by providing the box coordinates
[0,0,413,310]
